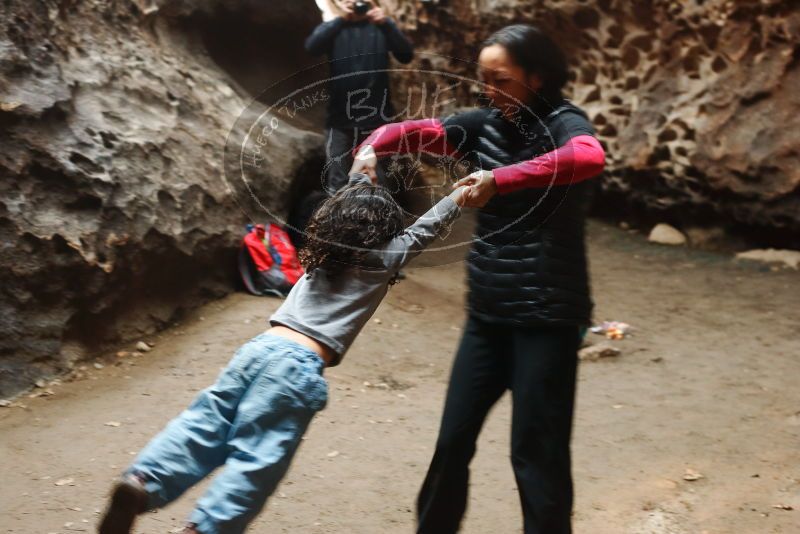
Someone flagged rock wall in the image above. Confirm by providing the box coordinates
[0,0,324,397]
[385,0,800,238]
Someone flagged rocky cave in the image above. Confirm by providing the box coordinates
[1,0,798,397]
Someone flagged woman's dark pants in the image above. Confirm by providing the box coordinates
[417,315,580,534]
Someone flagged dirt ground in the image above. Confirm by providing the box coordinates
[2,219,799,534]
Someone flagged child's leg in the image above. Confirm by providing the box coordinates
[125,333,280,508]
[187,344,327,534]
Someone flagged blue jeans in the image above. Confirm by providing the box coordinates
[126,333,328,534]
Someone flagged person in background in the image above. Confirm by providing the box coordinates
[306,0,414,194]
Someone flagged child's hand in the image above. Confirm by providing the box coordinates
[449,185,472,207]
[350,145,378,182]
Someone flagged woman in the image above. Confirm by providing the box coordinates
[350,25,605,534]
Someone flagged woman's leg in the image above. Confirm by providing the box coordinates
[508,325,580,534]
[416,316,509,534]
[188,347,327,534]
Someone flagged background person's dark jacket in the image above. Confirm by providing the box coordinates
[305,17,414,129]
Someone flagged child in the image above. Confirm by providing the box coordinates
[98,173,467,534]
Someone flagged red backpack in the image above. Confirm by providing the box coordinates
[238,223,304,297]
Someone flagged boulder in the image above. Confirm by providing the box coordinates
[648,224,687,246]
[735,249,800,269]
[0,0,325,397]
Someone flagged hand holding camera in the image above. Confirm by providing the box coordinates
[366,5,387,24]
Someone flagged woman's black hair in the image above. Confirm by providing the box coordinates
[482,24,569,102]
[299,183,404,279]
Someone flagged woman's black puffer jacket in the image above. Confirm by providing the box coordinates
[443,100,598,326]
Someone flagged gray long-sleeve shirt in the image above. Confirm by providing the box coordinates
[270,182,460,365]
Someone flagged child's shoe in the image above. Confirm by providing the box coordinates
[98,474,148,534]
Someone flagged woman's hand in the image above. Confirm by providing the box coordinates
[453,170,498,208]
[350,145,378,182]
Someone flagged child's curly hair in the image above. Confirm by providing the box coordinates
[299,182,405,278]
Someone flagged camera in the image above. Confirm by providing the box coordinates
[353,1,370,15]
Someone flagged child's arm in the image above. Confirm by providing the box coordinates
[379,187,468,271]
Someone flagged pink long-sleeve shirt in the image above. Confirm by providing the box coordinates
[356,116,605,192]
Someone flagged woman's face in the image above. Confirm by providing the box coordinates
[478,44,542,120]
